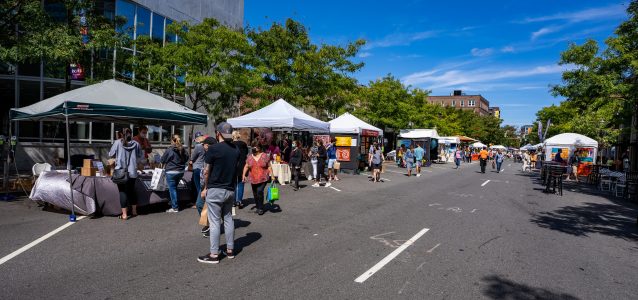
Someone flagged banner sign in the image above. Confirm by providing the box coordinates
[549,147,569,160]
[69,63,85,80]
[313,135,330,146]
[336,147,351,161]
[575,148,595,163]
[361,129,379,137]
[335,136,352,147]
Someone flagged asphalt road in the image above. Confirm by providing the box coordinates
[0,160,637,299]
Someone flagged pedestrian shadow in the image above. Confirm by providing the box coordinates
[230,232,262,255]
[482,275,580,300]
[530,202,638,241]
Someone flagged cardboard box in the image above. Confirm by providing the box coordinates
[83,159,93,168]
[81,167,98,177]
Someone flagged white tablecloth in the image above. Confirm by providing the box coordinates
[271,163,291,185]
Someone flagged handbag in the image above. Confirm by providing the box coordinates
[112,149,132,184]
[267,182,279,203]
[333,161,341,170]
[199,204,209,226]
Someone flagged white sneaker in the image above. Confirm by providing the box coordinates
[166,208,179,213]
[312,183,320,187]
[416,174,421,177]
[325,182,332,187]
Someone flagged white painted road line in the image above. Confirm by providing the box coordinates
[355,228,430,283]
[330,186,341,192]
[0,216,87,266]
[427,243,441,253]
[481,180,490,187]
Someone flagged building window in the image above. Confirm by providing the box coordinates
[151,13,165,43]
[165,19,176,44]
[115,0,136,39]
[452,100,455,106]
[469,100,475,106]
[92,122,113,141]
[460,100,464,107]
[136,5,151,37]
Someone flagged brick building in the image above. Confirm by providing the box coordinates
[427,90,492,116]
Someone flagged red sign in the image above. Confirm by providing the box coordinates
[336,147,351,161]
[361,129,379,137]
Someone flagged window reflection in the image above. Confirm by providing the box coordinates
[136,5,151,37]
[165,19,176,43]
[152,13,165,42]
[115,0,135,39]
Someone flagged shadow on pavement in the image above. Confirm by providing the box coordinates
[530,201,638,241]
[482,275,580,300]
[232,232,262,254]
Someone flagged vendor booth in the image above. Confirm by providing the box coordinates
[398,129,440,166]
[543,133,598,176]
[328,113,383,172]
[227,99,330,183]
[438,136,461,162]
[10,79,207,217]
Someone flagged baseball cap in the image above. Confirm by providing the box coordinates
[194,131,204,138]
[202,137,217,145]
[216,122,233,139]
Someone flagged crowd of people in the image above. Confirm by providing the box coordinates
[107,123,351,264]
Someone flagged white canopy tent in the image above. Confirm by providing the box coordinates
[227,99,330,133]
[543,133,598,162]
[471,142,487,148]
[491,145,507,150]
[399,128,440,139]
[438,136,461,145]
[328,113,383,135]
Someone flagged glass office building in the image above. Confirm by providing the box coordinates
[1,0,243,146]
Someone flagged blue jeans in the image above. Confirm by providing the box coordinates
[166,172,184,210]
[496,161,503,172]
[235,181,244,204]
[193,168,204,215]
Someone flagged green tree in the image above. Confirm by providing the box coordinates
[0,0,126,89]
[354,75,412,130]
[550,1,638,166]
[248,19,365,118]
[132,18,261,120]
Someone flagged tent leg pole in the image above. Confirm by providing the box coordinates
[65,108,76,222]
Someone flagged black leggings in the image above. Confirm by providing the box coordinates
[251,182,267,210]
[292,166,301,188]
[117,178,137,209]
[316,160,325,182]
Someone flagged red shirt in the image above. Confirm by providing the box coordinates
[246,153,271,184]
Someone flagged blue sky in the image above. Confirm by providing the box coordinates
[244,1,629,127]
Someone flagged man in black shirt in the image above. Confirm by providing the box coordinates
[198,122,240,265]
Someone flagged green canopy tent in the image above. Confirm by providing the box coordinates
[9,79,208,221]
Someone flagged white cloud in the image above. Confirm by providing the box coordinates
[402,64,573,89]
[531,26,562,40]
[470,48,494,57]
[501,46,515,53]
[358,52,372,58]
[520,4,626,24]
[363,30,439,50]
